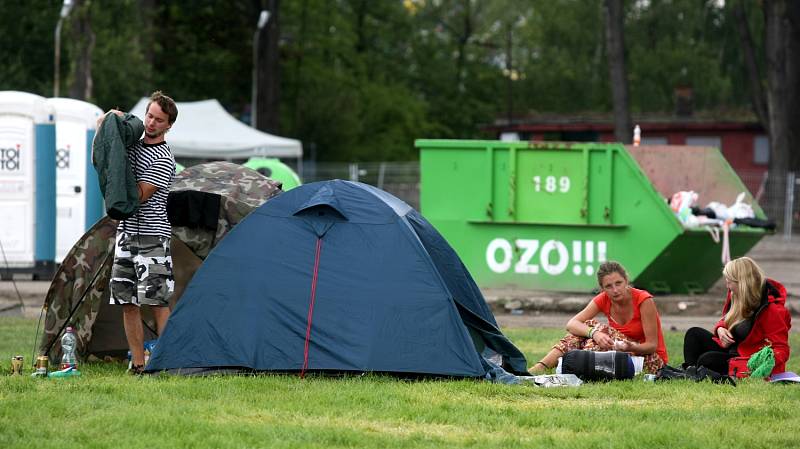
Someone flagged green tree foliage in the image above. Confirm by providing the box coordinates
[513,1,609,113]
[0,0,772,161]
[280,0,442,161]
[626,0,737,113]
[81,0,152,108]
[150,1,254,111]
[0,1,59,97]
[403,0,509,138]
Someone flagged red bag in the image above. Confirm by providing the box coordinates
[728,357,750,378]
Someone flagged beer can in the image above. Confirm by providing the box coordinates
[34,355,49,377]
[10,355,23,375]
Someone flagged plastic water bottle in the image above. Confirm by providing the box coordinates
[633,125,641,146]
[61,326,78,370]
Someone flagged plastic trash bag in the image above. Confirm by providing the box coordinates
[518,374,583,387]
[728,192,755,220]
[670,191,700,227]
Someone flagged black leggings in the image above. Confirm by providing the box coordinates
[683,327,735,374]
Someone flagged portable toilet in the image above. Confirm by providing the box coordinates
[417,140,768,294]
[47,98,104,262]
[0,91,56,279]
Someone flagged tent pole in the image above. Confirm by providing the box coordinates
[42,251,113,357]
[42,251,161,358]
[297,156,303,180]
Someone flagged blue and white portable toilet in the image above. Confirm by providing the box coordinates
[47,98,104,262]
[0,91,56,279]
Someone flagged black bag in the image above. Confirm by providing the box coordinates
[654,364,689,380]
[655,364,736,386]
[561,350,635,381]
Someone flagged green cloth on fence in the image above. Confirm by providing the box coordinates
[748,346,775,378]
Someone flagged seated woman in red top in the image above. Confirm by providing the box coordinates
[529,261,668,374]
[683,256,791,376]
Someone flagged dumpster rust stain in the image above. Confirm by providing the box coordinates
[626,144,757,209]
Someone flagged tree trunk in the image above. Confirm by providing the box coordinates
[787,1,800,172]
[255,0,281,133]
[138,0,156,87]
[354,0,368,54]
[603,0,631,144]
[291,0,308,137]
[67,0,95,100]
[454,0,472,91]
[763,0,800,222]
[733,0,769,128]
[505,23,513,124]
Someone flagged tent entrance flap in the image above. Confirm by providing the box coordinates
[167,190,221,231]
[453,301,528,375]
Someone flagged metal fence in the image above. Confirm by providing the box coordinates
[295,161,421,211]
[737,170,799,239]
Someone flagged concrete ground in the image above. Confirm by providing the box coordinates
[489,234,800,332]
[2,234,798,332]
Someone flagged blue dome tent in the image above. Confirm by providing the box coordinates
[147,180,527,378]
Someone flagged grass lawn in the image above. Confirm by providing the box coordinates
[1,316,799,449]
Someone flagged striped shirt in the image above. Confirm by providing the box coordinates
[119,139,175,238]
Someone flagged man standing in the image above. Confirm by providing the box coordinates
[102,91,177,375]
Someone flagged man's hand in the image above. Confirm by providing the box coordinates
[96,109,124,128]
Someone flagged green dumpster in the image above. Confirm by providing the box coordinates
[417,140,768,294]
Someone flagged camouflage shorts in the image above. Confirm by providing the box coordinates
[110,232,174,306]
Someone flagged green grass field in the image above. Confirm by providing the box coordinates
[1,316,799,449]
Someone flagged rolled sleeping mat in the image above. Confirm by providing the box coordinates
[562,350,635,381]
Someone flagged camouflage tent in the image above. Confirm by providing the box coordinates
[39,162,282,363]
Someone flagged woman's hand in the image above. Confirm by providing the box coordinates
[591,330,615,350]
[716,327,735,348]
[614,340,633,352]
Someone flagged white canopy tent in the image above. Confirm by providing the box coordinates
[130,98,302,160]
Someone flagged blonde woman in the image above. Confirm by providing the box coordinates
[683,257,791,376]
[529,261,668,375]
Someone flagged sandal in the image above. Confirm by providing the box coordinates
[127,364,145,376]
[528,361,551,374]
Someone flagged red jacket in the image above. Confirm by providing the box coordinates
[713,279,791,375]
